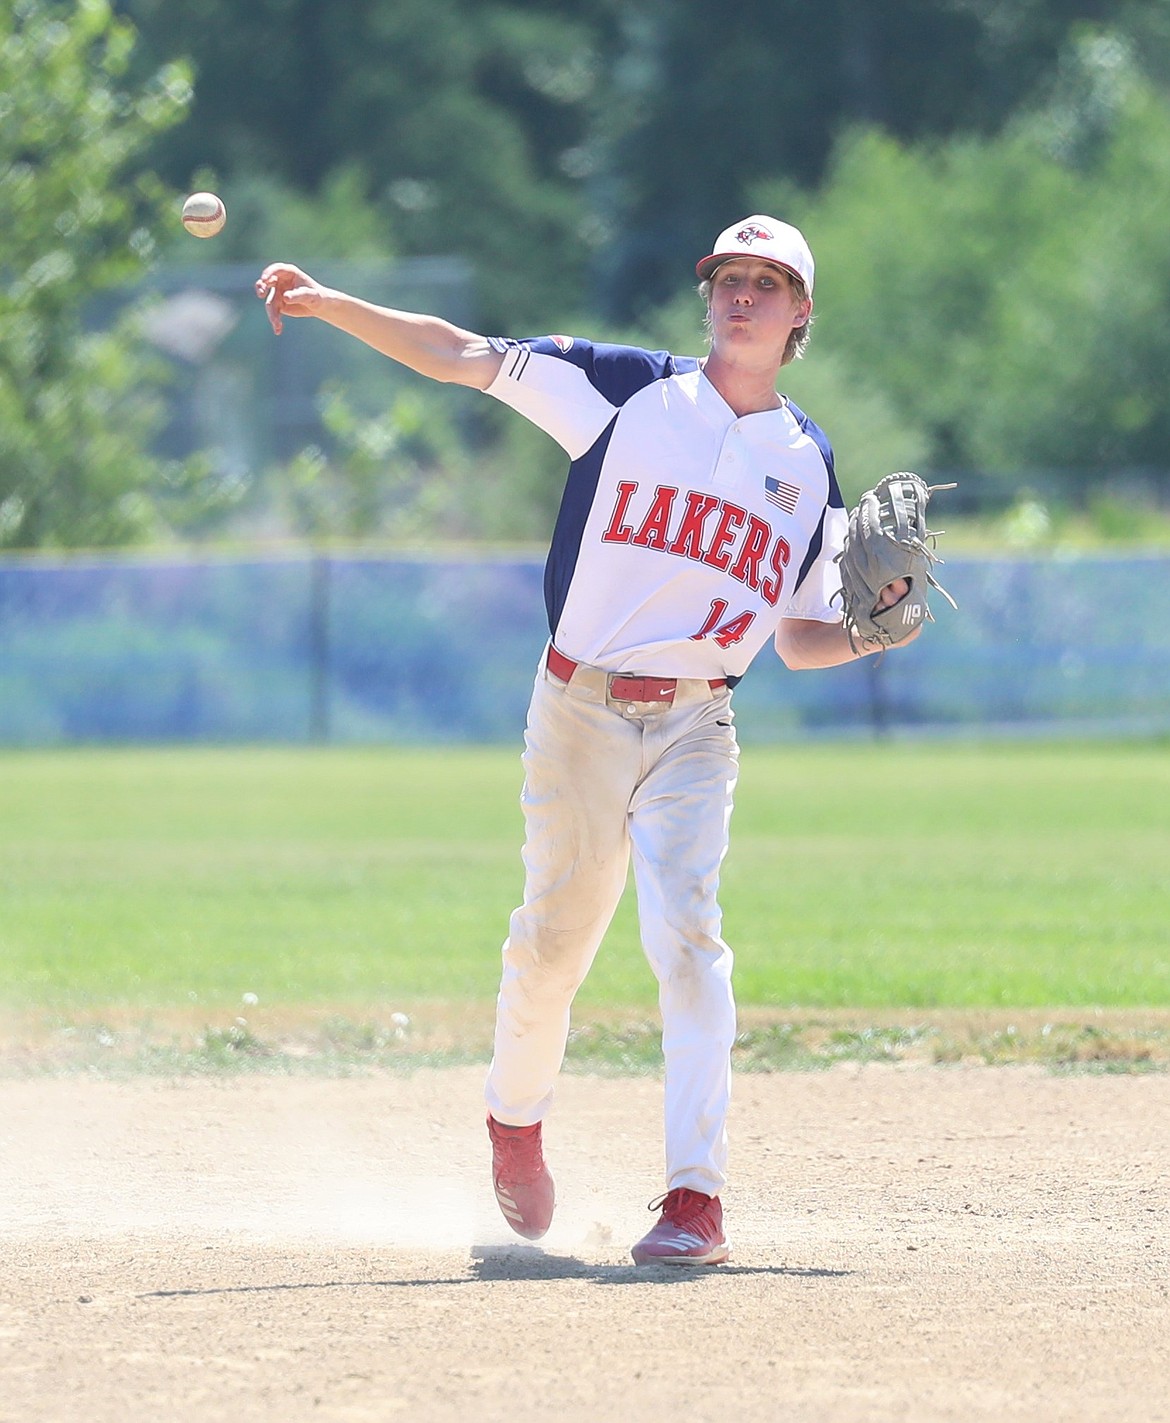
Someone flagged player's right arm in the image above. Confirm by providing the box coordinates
[254,263,503,390]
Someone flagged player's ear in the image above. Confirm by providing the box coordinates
[792,297,812,329]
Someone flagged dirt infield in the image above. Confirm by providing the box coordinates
[3,1065,1168,1423]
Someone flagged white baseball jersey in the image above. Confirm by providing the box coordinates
[485,336,847,682]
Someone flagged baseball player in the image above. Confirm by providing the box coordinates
[256,215,921,1266]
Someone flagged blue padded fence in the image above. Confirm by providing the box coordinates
[1,551,1167,743]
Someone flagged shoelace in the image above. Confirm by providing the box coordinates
[491,1124,545,1183]
[647,1187,713,1229]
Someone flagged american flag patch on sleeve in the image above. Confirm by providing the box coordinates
[764,476,800,514]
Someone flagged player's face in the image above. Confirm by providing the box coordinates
[707,258,811,361]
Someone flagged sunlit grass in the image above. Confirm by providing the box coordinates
[1,742,1168,1017]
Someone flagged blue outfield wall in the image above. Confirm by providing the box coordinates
[0,551,1168,743]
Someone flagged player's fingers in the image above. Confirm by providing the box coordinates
[267,284,320,334]
[255,267,280,300]
[257,261,302,286]
[254,264,304,304]
[259,284,283,335]
[256,265,320,335]
[257,267,308,333]
[256,268,284,333]
[875,577,910,610]
[278,285,316,311]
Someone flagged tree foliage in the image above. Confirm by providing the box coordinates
[0,0,195,547]
[124,0,1156,328]
[765,31,1170,494]
[10,0,1170,548]
[118,0,621,330]
[588,0,1151,317]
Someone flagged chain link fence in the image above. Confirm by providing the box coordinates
[2,549,1168,744]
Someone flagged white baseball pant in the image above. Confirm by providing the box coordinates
[484,649,740,1195]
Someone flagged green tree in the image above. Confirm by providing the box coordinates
[592,0,1165,319]
[0,0,196,548]
[757,31,1170,493]
[116,0,1170,333]
[118,0,621,331]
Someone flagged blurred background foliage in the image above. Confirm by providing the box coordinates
[5,0,1170,549]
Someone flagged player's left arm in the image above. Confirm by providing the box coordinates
[776,579,919,669]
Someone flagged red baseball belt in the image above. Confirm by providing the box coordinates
[546,645,726,704]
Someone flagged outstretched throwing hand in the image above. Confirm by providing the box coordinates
[255,264,329,335]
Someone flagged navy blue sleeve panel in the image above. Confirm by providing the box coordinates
[544,421,618,639]
[792,508,829,595]
[786,400,844,510]
[785,400,843,595]
[492,336,699,408]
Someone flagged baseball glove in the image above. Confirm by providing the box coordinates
[834,472,957,651]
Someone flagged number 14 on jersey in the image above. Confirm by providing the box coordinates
[691,600,755,648]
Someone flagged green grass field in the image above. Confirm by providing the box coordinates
[2,741,1168,1021]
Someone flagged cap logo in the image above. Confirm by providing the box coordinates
[735,223,773,245]
[549,334,574,352]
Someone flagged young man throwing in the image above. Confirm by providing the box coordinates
[256,215,919,1266]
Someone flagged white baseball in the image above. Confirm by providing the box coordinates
[182,191,227,239]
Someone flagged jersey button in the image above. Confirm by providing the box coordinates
[626,704,638,714]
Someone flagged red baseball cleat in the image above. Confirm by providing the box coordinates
[630,1187,730,1265]
[487,1114,555,1240]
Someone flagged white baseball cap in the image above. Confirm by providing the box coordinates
[696,215,815,295]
